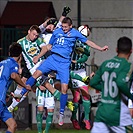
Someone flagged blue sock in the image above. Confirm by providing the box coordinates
[6,131,11,133]
[20,76,36,96]
[60,94,68,115]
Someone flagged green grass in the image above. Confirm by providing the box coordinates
[15,129,91,133]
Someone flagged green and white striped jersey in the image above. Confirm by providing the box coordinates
[17,37,46,70]
[90,56,133,126]
[36,78,54,98]
[71,40,90,70]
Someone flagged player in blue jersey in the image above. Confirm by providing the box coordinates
[0,42,31,133]
[12,17,108,126]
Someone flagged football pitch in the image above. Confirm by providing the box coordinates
[15,129,91,133]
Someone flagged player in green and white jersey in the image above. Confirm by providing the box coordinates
[70,25,92,130]
[8,25,53,133]
[128,82,133,127]
[90,36,133,133]
[8,25,46,112]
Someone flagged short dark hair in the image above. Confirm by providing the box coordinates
[62,17,72,26]
[9,42,22,57]
[29,25,41,34]
[117,36,132,54]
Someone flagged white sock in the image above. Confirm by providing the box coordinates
[19,95,26,102]
[11,98,19,108]
[59,113,64,123]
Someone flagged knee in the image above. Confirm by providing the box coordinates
[9,121,17,131]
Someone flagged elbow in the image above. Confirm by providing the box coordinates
[11,73,16,79]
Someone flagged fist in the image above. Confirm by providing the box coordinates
[62,6,71,16]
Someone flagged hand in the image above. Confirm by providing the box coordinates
[101,45,108,51]
[33,56,39,64]
[25,85,32,91]
[71,60,77,63]
[47,18,58,27]
[39,85,46,91]
[18,68,22,75]
[62,6,71,17]
[90,72,95,78]
[43,17,51,27]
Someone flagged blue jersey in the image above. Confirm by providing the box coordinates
[0,57,19,104]
[49,28,88,59]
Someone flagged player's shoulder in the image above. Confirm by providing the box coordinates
[2,58,18,68]
[100,58,113,67]
[17,37,25,43]
[36,37,45,44]
[54,27,61,33]
[71,28,83,37]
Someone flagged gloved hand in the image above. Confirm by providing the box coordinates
[47,18,58,27]
[82,76,90,85]
[62,6,71,17]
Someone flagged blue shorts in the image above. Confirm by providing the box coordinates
[37,54,71,84]
[0,101,12,122]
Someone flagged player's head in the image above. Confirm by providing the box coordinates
[78,25,90,37]
[27,25,41,41]
[9,42,22,57]
[46,18,58,33]
[62,17,72,33]
[117,36,132,56]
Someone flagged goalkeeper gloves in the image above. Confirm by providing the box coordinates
[82,76,90,85]
[47,18,58,27]
[62,6,71,17]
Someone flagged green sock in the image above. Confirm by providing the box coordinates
[71,103,78,120]
[70,71,82,81]
[83,99,91,120]
[36,111,43,133]
[53,90,61,100]
[45,112,53,133]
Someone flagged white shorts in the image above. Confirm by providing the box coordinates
[128,89,133,108]
[91,122,133,133]
[72,69,87,88]
[37,96,55,109]
[29,61,43,74]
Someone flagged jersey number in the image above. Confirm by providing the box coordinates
[102,71,118,98]
[57,37,64,45]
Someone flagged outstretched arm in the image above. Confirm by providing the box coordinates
[85,40,108,51]
[11,72,31,90]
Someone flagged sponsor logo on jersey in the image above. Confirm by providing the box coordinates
[27,47,37,56]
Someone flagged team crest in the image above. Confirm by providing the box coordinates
[67,32,71,37]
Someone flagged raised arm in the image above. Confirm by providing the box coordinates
[39,18,51,33]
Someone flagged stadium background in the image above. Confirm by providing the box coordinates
[0,0,133,132]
